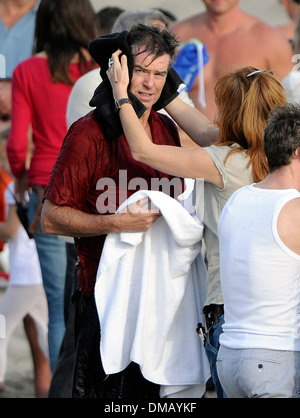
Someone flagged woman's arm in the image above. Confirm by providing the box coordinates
[108,51,222,187]
[6,64,31,179]
[0,204,20,241]
[165,97,218,146]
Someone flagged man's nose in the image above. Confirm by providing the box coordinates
[143,72,155,88]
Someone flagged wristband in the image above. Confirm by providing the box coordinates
[115,97,132,110]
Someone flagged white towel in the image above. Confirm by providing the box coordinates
[95,190,210,397]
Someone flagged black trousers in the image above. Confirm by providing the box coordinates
[72,291,160,398]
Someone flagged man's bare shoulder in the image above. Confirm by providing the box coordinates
[171,10,289,44]
[245,14,293,76]
[278,196,300,255]
[284,196,300,212]
[243,12,291,42]
[172,12,207,28]
[171,13,207,41]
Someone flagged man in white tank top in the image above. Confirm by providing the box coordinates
[216,103,300,398]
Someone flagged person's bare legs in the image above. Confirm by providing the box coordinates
[23,314,52,398]
[0,284,51,395]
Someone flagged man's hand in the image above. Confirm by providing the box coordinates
[41,198,161,237]
[117,197,161,232]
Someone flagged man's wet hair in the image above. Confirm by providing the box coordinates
[128,23,180,67]
[264,102,300,171]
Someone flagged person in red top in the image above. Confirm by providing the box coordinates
[7,57,95,187]
[6,0,99,373]
[41,24,212,398]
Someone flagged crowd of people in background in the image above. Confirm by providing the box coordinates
[0,0,299,399]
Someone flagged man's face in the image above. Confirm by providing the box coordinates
[202,0,239,15]
[129,46,170,109]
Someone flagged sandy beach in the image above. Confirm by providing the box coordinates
[0,0,292,399]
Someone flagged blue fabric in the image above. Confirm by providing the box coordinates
[173,39,209,92]
[205,314,227,398]
[28,190,66,372]
[0,1,39,78]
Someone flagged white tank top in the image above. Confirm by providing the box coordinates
[219,184,300,351]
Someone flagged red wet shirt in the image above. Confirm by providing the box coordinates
[7,56,93,186]
[44,109,183,296]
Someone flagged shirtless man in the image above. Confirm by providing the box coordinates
[172,0,293,119]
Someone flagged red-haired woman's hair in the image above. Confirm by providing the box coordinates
[214,66,286,182]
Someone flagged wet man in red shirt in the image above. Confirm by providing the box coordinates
[41,24,199,398]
